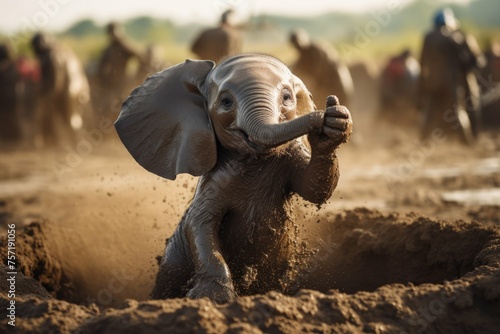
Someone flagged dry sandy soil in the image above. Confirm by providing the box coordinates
[0,119,499,333]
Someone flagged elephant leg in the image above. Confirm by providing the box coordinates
[420,97,435,140]
[41,110,57,147]
[441,89,474,145]
[465,94,482,140]
[422,94,450,140]
[465,74,482,138]
[182,211,237,304]
[58,94,77,145]
[151,227,194,299]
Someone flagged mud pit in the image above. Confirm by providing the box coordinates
[1,128,500,333]
[1,208,500,333]
[301,210,500,294]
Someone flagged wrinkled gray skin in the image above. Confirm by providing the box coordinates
[115,54,352,304]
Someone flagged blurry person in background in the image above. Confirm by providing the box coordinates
[0,43,22,146]
[480,41,500,128]
[379,49,421,125]
[16,55,40,147]
[418,8,486,144]
[134,44,166,85]
[31,32,90,147]
[96,22,143,117]
[191,9,243,63]
[289,28,354,111]
[483,42,500,84]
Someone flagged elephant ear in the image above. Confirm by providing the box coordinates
[293,74,317,115]
[115,59,216,180]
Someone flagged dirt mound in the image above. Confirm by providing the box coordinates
[0,268,52,300]
[4,270,500,333]
[468,205,500,226]
[0,294,98,333]
[300,208,500,294]
[0,221,67,297]
[2,209,500,333]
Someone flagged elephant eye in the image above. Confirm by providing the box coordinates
[282,89,293,107]
[220,96,234,110]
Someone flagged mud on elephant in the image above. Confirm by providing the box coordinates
[115,54,353,304]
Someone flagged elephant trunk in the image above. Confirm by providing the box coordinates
[244,111,324,148]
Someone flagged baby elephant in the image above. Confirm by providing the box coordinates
[115,54,352,303]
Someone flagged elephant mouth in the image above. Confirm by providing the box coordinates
[240,130,270,152]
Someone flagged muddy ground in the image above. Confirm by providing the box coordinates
[0,119,500,333]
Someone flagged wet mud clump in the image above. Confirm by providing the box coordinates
[1,209,500,333]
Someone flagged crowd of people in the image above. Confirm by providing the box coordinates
[0,20,163,149]
[0,8,498,149]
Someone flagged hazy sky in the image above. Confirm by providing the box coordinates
[0,0,472,34]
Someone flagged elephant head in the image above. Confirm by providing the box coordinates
[115,54,324,180]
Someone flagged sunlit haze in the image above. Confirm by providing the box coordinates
[0,0,472,34]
